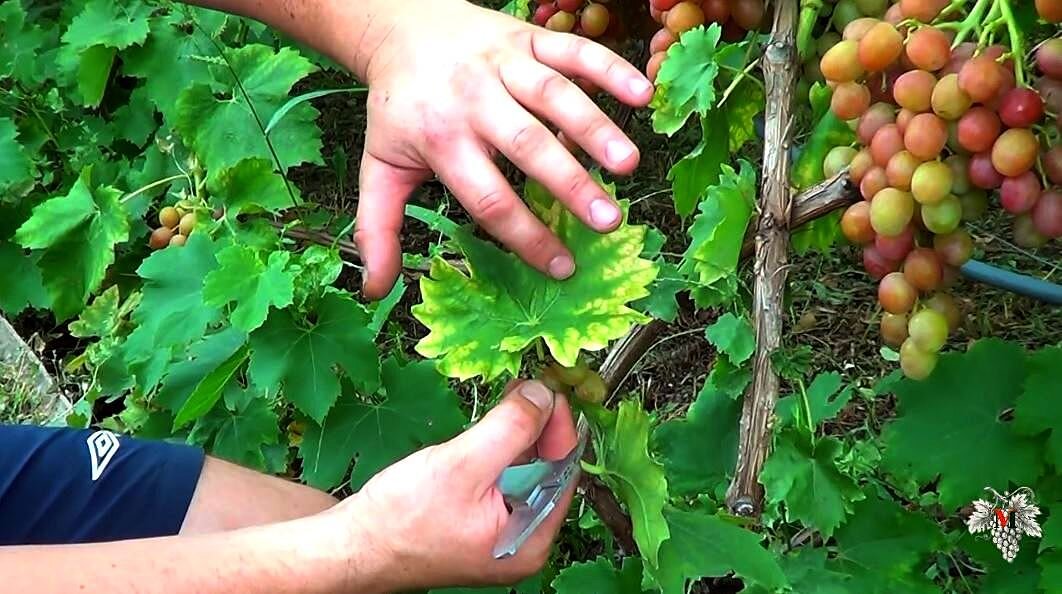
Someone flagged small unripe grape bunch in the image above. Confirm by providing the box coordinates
[149,205,198,250]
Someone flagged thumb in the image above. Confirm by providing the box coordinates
[449,380,556,489]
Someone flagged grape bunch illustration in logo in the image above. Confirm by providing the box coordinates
[966,487,1042,563]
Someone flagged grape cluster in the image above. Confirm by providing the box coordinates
[533,0,621,41]
[798,0,891,103]
[148,206,197,250]
[645,0,766,81]
[822,1,1060,380]
[990,514,1020,563]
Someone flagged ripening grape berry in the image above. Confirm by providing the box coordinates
[546,11,577,32]
[580,3,610,38]
[871,188,916,236]
[179,213,197,236]
[850,149,875,183]
[1044,146,1062,186]
[859,22,903,72]
[843,17,877,41]
[864,245,901,279]
[934,229,974,267]
[896,108,915,134]
[893,70,936,112]
[879,272,918,314]
[904,113,948,160]
[875,224,915,261]
[921,194,962,234]
[903,247,943,291]
[931,74,972,120]
[908,308,949,352]
[149,227,174,250]
[956,107,1001,153]
[650,28,678,53]
[821,40,865,82]
[1032,190,1062,238]
[1037,38,1062,79]
[968,152,1004,189]
[881,312,909,347]
[666,2,705,34]
[857,102,896,145]
[900,0,949,22]
[158,206,180,229]
[169,234,187,247]
[958,56,1005,103]
[886,151,921,191]
[861,166,889,200]
[900,337,938,380]
[998,88,1045,128]
[910,160,952,204]
[991,128,1039,177]
[651,0,683,10]
[871,123,906,166]
[905,27,950,72]
[1038,0,1062,23]
[841,201,876,244]
[533,3,558,26]
[1000,171,1042,215]
[731,0,766,29]
[824,146,859,178]
[884,2,905,25]
[945,155,971,194]
[924,292,962,332]
[832,82,872,119]
[701,0,731,23]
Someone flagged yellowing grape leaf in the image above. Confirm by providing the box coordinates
[412,177,657,381]
[202,244,295,333]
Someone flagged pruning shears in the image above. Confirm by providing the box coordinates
[492,413,590,559]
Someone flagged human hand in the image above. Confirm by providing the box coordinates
[328,380,578,592]
[346,0,655,299]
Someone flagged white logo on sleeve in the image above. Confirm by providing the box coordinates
[87,430,120,482]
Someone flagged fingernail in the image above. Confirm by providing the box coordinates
[629,77,652,96]
[519,380,554,412]
[606,140,634,164]
[589,198,620,229]
[548,255,575,279]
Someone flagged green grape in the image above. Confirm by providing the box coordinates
[931,74,972,120]
[923,292,962,332]
[908,309,949,352]
[920,194,962,234]
[910,160,952,205]
[900,337,938,380]
[824,146,859,178]
[870,187,915,236]
[944,155,971,195]
[880,312,909,347]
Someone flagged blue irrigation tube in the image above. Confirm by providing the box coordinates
[960,260,1062,305]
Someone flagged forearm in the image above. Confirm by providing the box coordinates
[0,513,391,594]
[179,0,410,81]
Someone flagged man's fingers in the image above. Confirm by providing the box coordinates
[430,143,576,280]
[449,380,560,487]
[498,58,639,176]
[535,393,577,461]
[470,84,623,234]
[530,30,654,108]
[354,152,429,300]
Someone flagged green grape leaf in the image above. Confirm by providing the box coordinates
[881,339,1043,509]
[249,292,380,423]
[632,261,684,324]
[777,371,852,429]
[649,507,787,593]
[500,0,531,19]
[206,158,300,216]
[300,357,466,491]
[551,557,645,594]
[832,493,942,577]
[121,234,223,391]
[761,430,864,537]
[963,532,1042,594]
[1013,346,1062,470]
[122,20,216,125]
[14,168,129,321]
[155,327,249,413]
[369,277,407,337]
[432,574,542,594]
[792,211,844,256]
[651,25,723,136]
[679,160,756,308]
[705,312,755,366]
[740,549,850,594]
[110,86,157,147]
[0,2,49,86]
[173,346,250,430]
[175,45,322,183]
[1040,550,1062,594]
[0,117,36,199]
[592,399,670,569]
[1041,504,1062,552]
[725,77,764,154]
[0,241,48,315]
[198,384,280,471]
[652,358,749,496]
[60,0,152,52]
[289,245,344,310]
[667,112,729,217]
[203,245,295,333]
[412,178,657,381]
[75,44,116,108]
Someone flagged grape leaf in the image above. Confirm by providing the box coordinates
[432,574,542,594]
[740,549,850,594]
[667,112,729,217]
[592,399,670,569]
[1040,550,1062,594]
[122,19,216,125]
[651,25,723,136]
[500,0,531,19]
[249,292,380,423]
[203,244,295,333]
[649,507,788,593]
[75,44,116,108]
[13,168,129,321]
[632,261,683,324]
[195,384,280,471]
[761,430,863,537]
[0,1,49,87]
[110,86,157,147]
[0,117,36,199]
[551,557,645,594]
[1013,346,1062,470]
[206,158,300,216]
[652,358,749,496]
[173,346,250,430]
[881,339,1044,509]
[0,241,47,315]
[175,44,322,182]
[289,245,344,310]
[1041,504,1062,552]
[705,312,755,366]
[832,493,942,577]
[776,372,852,429]
[155,326,249,413]
[300,357,466,491]
[725,77,764,154]
[60,0,152,52]
[679,160,756,308]
[413,178,657,381]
